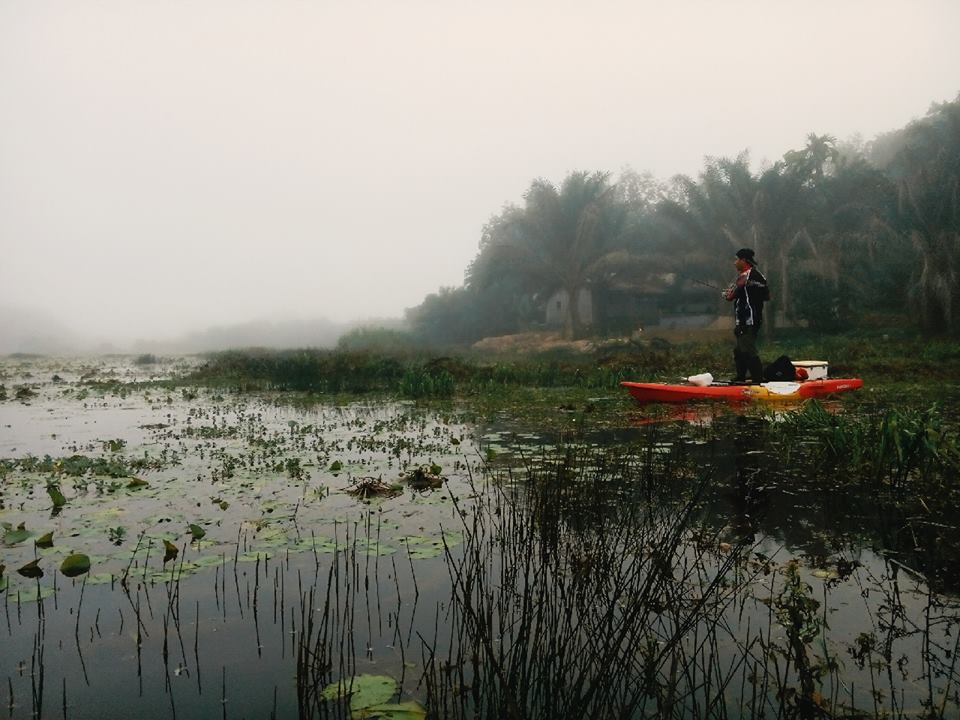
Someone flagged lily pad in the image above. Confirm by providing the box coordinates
[188,524,206,541]
[13,583,55,603]
[356,700,427,719]
[127,477,149,489]
[60,553,91,578]
[407,547,443,560]
[237,551,273,563]
[18,559,44,579]
[361,542,396,557]
[293,537,339,554]
[35,531,54,548]
[191,554,227,568]
[321,675,397,712]
[3,524,32,546]
[86,573,115,586]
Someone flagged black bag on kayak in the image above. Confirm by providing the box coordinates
[763,355,796,381]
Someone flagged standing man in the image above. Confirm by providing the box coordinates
[724,248,770,383]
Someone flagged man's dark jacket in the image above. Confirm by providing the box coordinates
[732,267,770,328]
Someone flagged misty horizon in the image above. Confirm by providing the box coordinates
[2,1,959,351]
[0,304,407,355]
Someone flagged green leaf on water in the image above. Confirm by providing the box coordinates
[35,531,54,548]
[362,543,396,557]
[355,700,427,719]
[321,674,397,712]
[188,524,206,540]
[162,540,179,563]
[407,547,443,559]
[18,559,44,579]
[14,584,54,602]
[47,484,67,507]
[429,463,442,476]
[3,523,31,546]
[127,477,149,489]
[237,551,273,563]
[191,555,227,568]
[60,553,91,578]
[329,460,343,474]
[86,573,115,586]
[442,531,463,548]
[292,536,338,554]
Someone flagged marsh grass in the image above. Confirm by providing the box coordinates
[412,441,960,719]
[772,401,959,489]
[419,444,751,719]
[185,333,960,402]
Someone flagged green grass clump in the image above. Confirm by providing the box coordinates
[774,400,959,488]
[190,350,407,393]
[399,367,455,398]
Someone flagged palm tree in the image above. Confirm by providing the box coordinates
[658,154,762,287]
[468,171,628,339]
[783,133,839,184]
[661,154,816,326]
[893,99,960,332]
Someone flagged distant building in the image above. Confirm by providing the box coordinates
[544,275,722,332]
[545,288,593,328]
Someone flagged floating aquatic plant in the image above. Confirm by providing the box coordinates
[346,477,404,500]
[60,553,91,577]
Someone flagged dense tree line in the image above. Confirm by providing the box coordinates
[406,95,960,343]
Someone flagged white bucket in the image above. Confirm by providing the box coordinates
[686,372,714,387]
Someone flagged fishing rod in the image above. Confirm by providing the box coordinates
[672,271,725,292]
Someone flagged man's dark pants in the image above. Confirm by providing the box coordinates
[734,326,763,382]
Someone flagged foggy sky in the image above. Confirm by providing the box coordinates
[2,0,958,346]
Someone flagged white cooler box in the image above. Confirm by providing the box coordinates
[791,360,828,380]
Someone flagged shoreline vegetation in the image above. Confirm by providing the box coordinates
[177,329,960,398]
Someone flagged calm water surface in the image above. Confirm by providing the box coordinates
[1,358,958,718]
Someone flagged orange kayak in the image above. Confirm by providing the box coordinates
[621,378,864,404]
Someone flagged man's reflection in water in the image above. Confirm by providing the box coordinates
[727,414,769,543]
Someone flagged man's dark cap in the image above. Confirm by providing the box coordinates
[736,248,757,265]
